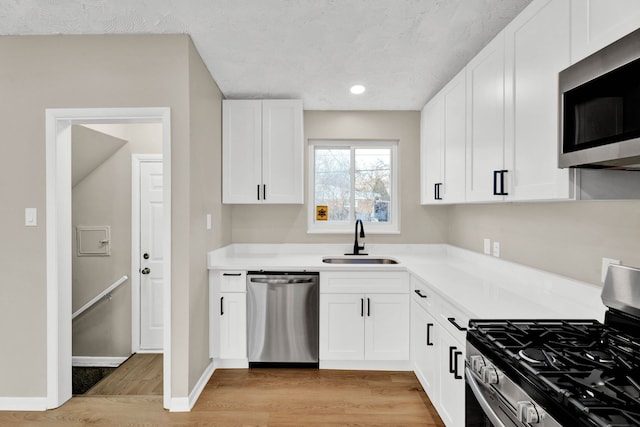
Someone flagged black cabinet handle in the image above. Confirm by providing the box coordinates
[257,184,260,200]
[223,273,242,277]
[454,350,463,379]
[449,346,456,374]
[360,298,364,317]
[426,323,434,346]
[220,296,224,316]
[492,170,509,196]
[263,184,266,200]
[367,298,371,317]
[448,317,468,331]
[414,289,427,299]
[434,183,443,200]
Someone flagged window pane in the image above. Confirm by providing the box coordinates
[315,148,351,221]
[355,148,391,223]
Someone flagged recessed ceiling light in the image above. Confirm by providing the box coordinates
[350,84,366,95]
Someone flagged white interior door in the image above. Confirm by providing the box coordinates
[140,160,164,351]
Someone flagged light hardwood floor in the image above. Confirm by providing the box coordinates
[85,353,163,396]
[0,369,445,426]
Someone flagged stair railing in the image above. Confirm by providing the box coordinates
[72,275,129,320]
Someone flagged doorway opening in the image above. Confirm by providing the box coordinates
[45,108,172,409]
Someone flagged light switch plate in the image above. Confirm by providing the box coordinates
[483,238,491,255]
[206,214,212,230]
[25,208,37,226]
[493,241,500,258]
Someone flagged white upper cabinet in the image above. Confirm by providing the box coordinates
[503,0,574,201]
[223,99,303,204]
[465,33,506,202]
[420,94,443,203]
[571,0,640,64]
[421,69,466,204]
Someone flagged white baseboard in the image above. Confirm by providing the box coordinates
[0,397,48,411]
[213,358,249,369]
[72,356,128,367]
[168,359,216,412]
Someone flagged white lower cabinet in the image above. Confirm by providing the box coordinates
[438,328,465,427]
[218,292,247,360]
[411,275,466,427]
[320,293,409,362]
[412,301,439,396]
[210,270,247,366]
[319,271,410,367]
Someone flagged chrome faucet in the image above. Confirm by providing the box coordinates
[352,219,367,255]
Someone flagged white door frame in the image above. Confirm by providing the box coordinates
[131,154,163,353]
[45,108,172,409]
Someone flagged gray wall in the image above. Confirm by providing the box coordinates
[230,110,449,244]
[72,124,162,358]
[0,34,225,401]
[447,201,640,286]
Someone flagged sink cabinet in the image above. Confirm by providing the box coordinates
[319,271,410,369]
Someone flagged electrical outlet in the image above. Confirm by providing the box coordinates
[493,241,500,258]
[601,257,621,283]
[483,238,491,255]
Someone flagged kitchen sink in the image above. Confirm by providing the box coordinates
[322,256,399,265]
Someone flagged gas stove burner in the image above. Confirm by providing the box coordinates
[584,350,614,364]
[519,348,555,365]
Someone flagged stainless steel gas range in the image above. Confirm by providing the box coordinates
[465,264,640,427]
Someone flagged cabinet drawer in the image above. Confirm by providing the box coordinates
[410,275,440,317]
[320,271,409,294]
[219,271,247,292]
[439,298,469,345]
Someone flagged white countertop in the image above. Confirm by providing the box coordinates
[208,243,606,322]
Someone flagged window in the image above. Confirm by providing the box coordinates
[308,140,399,234]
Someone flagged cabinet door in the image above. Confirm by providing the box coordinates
[420,95,444,204]
[504,0,573,201]
[412,301,439,396]
[262,100,304,204]
[219,292,247,359]
[438,330,465,427]
[364,294,410,361]
[222,100,263,203]
[442,70,467,203]
[466,33,506,202]
[319,294,365,360]
[571,0,640,64]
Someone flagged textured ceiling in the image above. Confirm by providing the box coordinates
[0,0,531,110]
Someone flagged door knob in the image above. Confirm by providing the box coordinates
[141,267,151,275]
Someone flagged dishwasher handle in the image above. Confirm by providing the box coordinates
[249,277,316,285]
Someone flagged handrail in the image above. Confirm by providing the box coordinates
[72,275,128,320]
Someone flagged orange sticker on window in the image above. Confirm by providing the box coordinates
[316,205,328,221]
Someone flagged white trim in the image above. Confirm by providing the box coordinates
[45,107,172,411]
[0,398,49,412]
[168,359,216,412]
[72,356,128,367]
[213,358,249,369]
[131,154,163,354]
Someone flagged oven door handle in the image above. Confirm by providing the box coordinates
[465,366,508,427]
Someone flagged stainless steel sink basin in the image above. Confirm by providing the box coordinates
[322,257,399,265]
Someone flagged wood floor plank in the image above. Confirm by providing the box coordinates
[0,369,445,426]
[85,353,163,396]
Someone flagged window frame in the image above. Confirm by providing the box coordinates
[307,139,400,234]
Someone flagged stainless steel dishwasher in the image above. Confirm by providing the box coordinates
[247,272,319,367]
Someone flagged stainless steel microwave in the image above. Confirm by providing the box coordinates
[559,27,640,169]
